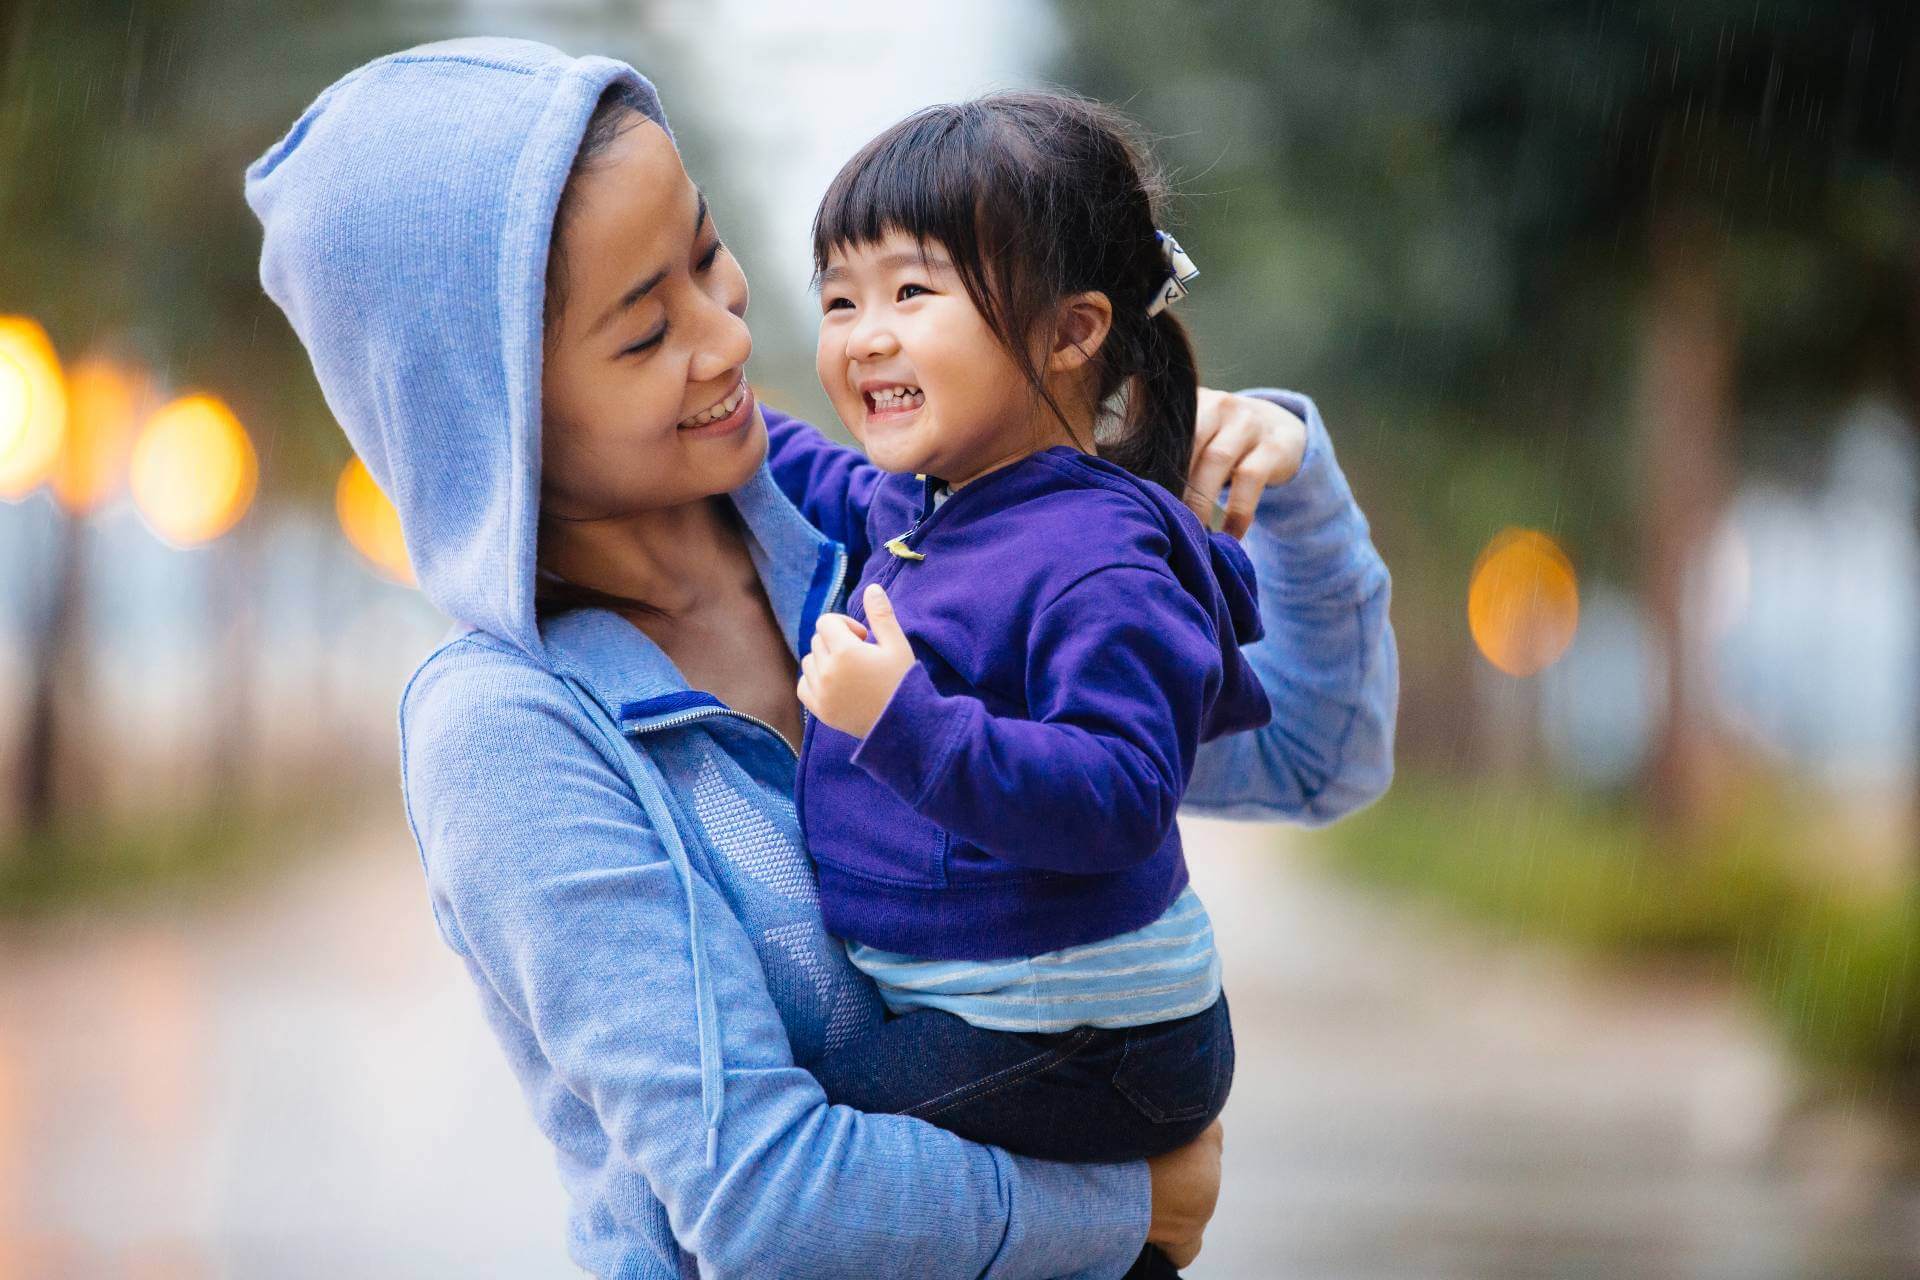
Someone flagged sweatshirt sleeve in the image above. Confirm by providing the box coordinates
[1184,389,1399,824]
[762,407,883,575]
[399,645,1150,1280]
[850,562,1219,875]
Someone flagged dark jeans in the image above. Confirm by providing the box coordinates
[812,995,1234,1277]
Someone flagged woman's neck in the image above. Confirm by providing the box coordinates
[539,496,746,616]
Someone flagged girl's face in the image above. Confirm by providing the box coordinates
[542,118,763,520]
[814,229,1049,486]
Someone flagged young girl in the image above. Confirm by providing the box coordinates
[790,92,1265,1276]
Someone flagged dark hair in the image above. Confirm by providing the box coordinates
[537,87,663,621]
[811,91,1198,495]
[544,88,651,345]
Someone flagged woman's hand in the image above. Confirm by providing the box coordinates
[1187,388,1309,538]
[1145,1119,1223,1269]
[797,583,916,738]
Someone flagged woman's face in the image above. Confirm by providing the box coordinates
[541,117,764,520]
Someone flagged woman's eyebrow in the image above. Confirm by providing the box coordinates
[587,188,709,338]
[817,250,953,288]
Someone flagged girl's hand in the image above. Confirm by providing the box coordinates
[1146,1118,1223,1269]
[797,584,916,738]
[1187,388,1309,538]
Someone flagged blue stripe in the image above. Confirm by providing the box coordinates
[796,540,841,652]
[618,690,726,721]
[847,886,1221,1032]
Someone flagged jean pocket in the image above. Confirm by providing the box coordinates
[1109,1000,1232,1126]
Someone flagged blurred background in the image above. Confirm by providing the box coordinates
[3,0,1920,1275]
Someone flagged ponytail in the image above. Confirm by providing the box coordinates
[814,91,1205,499]
[1106,307,1199,499]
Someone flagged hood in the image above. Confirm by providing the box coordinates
[247,38,745,1170]
[245,37,671,659]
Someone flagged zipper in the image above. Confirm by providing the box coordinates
[819,542,849,633]
[625,704,799,761]
[867,474,960,600]
[622,535,849,759]
[612,533,849,843]
[875,449,1071,581]
[872,457,1037,579]
[796,539,849,732]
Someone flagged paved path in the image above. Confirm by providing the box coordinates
[1190,819,1919,1280]
[0,816,1914,1277]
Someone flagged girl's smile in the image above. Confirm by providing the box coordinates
[815,230,1074,487]
[860,380,925,421]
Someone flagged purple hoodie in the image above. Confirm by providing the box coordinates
[778,412,1272,961]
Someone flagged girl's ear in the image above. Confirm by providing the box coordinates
[1047,291,1115,374]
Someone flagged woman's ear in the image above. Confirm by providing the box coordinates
[1047,291,1115,373]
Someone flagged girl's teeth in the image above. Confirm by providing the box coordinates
[870,386,924,411]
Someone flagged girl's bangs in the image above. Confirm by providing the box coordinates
[811,110,986,274]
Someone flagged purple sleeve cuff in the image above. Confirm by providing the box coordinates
[849,662,971,808]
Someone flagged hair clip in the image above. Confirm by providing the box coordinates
[1146,230,1200,317]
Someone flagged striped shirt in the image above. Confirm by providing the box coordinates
[845,887,1222,1032]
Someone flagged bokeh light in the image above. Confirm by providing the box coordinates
[1469,527,1581,677]
[0,353,27,470]
[129,394,258,547]
[53,357,147,515]
[335,456,414,586]
[0,316,68,500]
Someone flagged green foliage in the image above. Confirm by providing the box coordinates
[1313,774,1802,950]
[0,794,355,915]
[0,0,428,499]
[1049,0,1920,496]
[1746,893,1920,1073]
[1312,774,1920,1075]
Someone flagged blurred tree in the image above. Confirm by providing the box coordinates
[0,0,413,839]
[1052,0,1920,840]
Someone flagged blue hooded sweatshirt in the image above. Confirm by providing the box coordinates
[246,35,1398,1280]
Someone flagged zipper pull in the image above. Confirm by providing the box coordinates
[884,534,926,562]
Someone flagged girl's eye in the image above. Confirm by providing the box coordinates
[622,327,667,357]
[823,296,853,312]
[697,240,725,272]
[898,283,929,301]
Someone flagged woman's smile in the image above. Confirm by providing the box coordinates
[678,376,756,437]
[540,116,765,518]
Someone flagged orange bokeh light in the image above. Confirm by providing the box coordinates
[0,353,27,473]
[129,394,258,547]
[0,316,68,501]
[53,358,148,515]
[1468,527,1580,677]
[335,456,414,586]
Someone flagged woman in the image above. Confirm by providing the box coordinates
[245,37,1395,1279]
